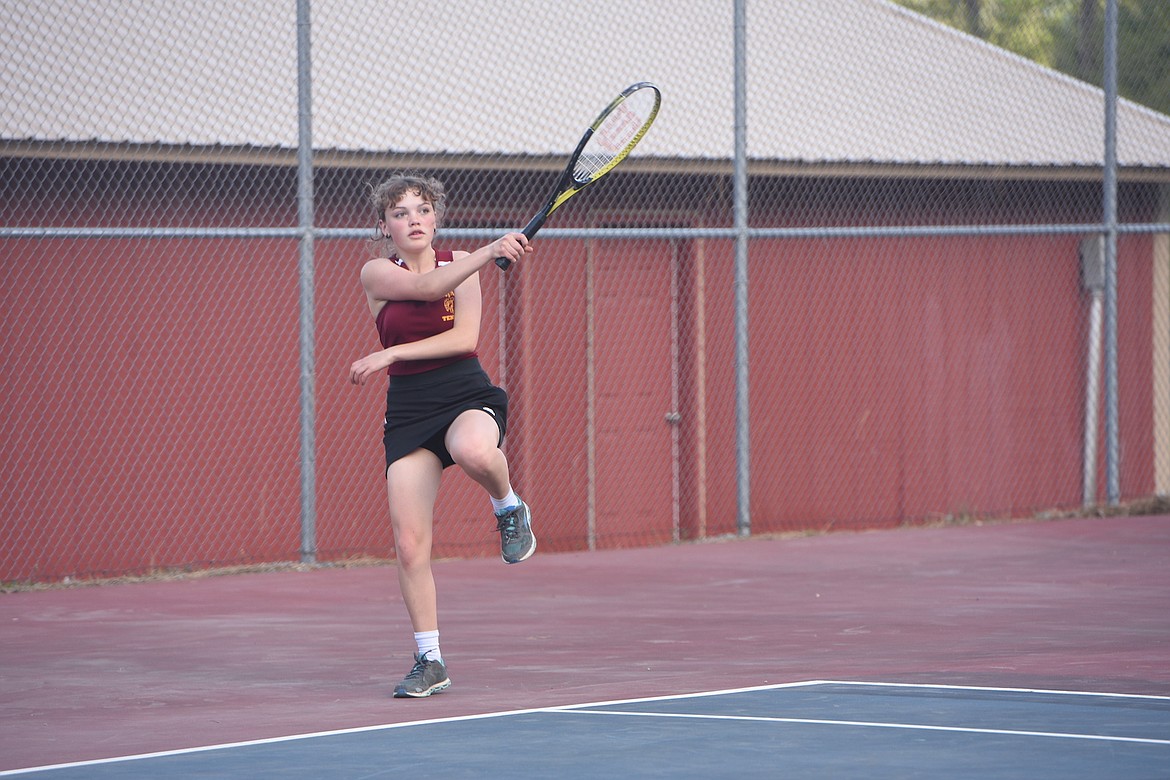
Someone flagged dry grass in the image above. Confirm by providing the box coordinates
[6,496,1167,593]
[1,555,392,594]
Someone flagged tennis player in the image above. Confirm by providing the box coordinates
[349,174,535,698]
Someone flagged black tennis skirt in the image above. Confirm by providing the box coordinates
[383,357,508,470]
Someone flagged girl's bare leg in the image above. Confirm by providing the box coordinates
[447,408,535,564]
[385,449,444,631]
[445,409,511,499]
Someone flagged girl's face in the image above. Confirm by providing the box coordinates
[381,190,436,252]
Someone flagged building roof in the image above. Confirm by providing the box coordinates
[3,0,1169,172]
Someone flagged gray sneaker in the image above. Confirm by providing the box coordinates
[393,654,451,698]
[495,499,536,564]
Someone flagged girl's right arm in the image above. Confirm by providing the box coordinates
[360,232,531,303]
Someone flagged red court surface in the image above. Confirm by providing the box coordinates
[3,514,1169,772]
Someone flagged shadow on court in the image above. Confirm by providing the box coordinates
[2,515,1169,775]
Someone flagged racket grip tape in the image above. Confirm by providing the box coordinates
[494,213,547,270]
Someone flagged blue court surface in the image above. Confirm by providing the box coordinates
[6,681,1169,779]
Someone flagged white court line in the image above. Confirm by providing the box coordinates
[0,682,828,776]
[541,680,1170,748]
[807,680,1170,701]
[548,709,1170,746]
[3,680,1167,775]
[0,709,542,777]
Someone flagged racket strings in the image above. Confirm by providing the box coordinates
[574,89,658,183]
[573,147,616,181]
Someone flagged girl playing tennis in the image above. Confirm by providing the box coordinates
[349,174,535,698]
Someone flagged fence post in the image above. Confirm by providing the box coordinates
[297,0,318,562]
[1103,0,1120,506]
[733,0,750,537]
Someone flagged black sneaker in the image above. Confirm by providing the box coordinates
[393,654,451,698]
[495,499,536,564]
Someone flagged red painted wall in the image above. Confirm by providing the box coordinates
[0,163,1158,581]
[2,237,302,578]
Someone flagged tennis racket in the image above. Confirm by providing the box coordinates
[496,81,661,270]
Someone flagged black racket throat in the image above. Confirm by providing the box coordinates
[494,82,659,271]
[493,159,591,270]
[496,145,582,270]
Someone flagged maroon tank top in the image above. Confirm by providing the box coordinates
[374,250,477,376]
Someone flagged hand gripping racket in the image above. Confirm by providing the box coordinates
[496,82,661,270]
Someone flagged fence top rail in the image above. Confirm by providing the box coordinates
[3,223,1168,242]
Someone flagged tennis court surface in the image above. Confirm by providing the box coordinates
[3,514,1169,777]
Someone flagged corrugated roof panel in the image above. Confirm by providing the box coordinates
[2,1,298,147]
[2,0,1168,168]
[750,1,1165,166]
[309,0,729,158]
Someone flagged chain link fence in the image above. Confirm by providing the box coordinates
[3,0,1169,584]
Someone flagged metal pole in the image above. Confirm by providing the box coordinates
[1083,286,1104,506]
[733,0,750,536]
[1103,0,1120,505]
[296,0,318,562]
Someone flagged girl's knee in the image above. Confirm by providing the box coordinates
[395,542,430,570]
[451,440,499,476]
[391,524,431,564]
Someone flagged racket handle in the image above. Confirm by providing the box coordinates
[494,214,547,271]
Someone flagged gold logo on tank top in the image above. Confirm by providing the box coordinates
[442,290,455,321]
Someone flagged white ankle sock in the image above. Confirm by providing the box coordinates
[491,489,519,514]
[415,630,441,663]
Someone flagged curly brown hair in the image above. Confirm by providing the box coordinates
[369,174,447,230]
